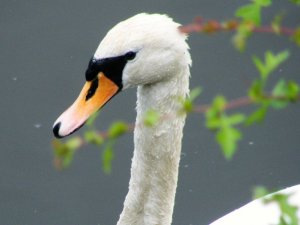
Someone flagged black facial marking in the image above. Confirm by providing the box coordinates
[85,77,99,101]
[53,122,62,138]
[53,121,85,139]
[85,51,137,89]
[85,58,100,81]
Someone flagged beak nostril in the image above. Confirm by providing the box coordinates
[53,122,62,138]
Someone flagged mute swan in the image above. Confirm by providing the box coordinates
[53,13,300,225]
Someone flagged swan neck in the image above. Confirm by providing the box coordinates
[117,69,189,225]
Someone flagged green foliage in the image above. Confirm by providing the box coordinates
[85,112,117,173]
[53,137,81,169]
[86,111,100,127]
[253,185,270,198]
[248,79,265,102]
[235,0,271,26]
[245,103,269,125]
[84,130,104,145]
[290,0,300,5]
[51,1,300,180]
[253,0,272,7]
[252,50,290,81]
[102,141,115,174]
[206,96,245,159]
[271,13,285,34]
[179,87,202,113]
[232,21,254,51]
[272,79,300,109]
[96,121,129,173]
[204,48,297,158]
[233,0,270,50]
[292,27,300,47]
[206,96,226,130]
[246,50,294,125]
[143,109,160,127]
[273,194,299,225]
[216,126,242,159]
[108,121,129,138]
[236,4,261,26]
[233,1,299,51]
[84,111,104,146]
[253,186,299,225]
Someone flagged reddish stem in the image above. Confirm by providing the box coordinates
[253,26,295,36]
[179,18,296,36]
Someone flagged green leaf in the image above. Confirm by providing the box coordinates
[253,186,269,199]
[233,0,272,50]
[272,79,289,109]
[271,13,284,35]
[252,56,266,79]
[189,87,202,101]
[265,193,299,225]
[291,27,300,47]
[265,50,290,72]
[102,142,114,174]
[65,137,82,150]
[206,117,221,130]
[235,4,261,25]
[216,127,241,160]
[53,139,67,159]
[286,81,300,100]
[271,80,300,109]
[232,33,247,51]
[179,87,202,113]
[248,79,264,102]
[265,50,290,76]
[52,137,81,169]
[213,95,227,110]
[206,96,244,159]
[86,111,100,127]
[290,0,300,5]
[108,121,128,138]
[232,22,253,51]
[227,113,246,125]
[253,186,299,225]
[205,95,227,129]
[253,0,272,7]
[245,104,268,125]
[143,110,160,127]
[84,130,104,146]
[252,50,290,80]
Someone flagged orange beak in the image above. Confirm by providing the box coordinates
[53,72,119,138]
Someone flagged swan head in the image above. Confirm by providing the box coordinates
[53,13,191,138]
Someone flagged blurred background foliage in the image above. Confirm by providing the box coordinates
[53,0,300,171]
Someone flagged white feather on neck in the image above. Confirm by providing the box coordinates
[117,59,190,225]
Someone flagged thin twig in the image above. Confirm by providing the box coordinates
[70,94,300,143]
[179,18,297,36]
[57,94,299,145]
[53,94,299,170]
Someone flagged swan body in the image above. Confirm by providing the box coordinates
[53,13,300,225]
[210,184,300,225]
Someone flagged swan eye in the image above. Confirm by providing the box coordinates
[125,51,136,61]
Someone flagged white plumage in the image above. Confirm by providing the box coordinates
[210,185,300,225]
[101,13,191,225]
[53,13,300,225]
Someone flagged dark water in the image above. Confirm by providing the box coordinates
[1,1,299,224]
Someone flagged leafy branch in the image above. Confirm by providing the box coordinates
[179,0,300,50]
[53,49,299,169]
[52,0,300,172]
